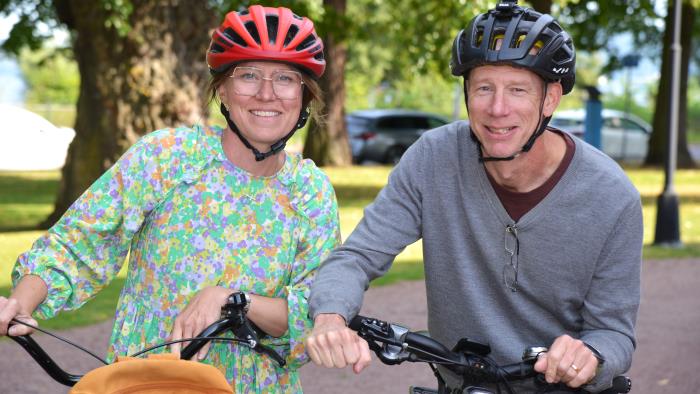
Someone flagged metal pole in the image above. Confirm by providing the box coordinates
[653,0,682,247]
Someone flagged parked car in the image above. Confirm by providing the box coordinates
[0,104,75,171]
[346,109,449,164]
[550,109,651,164]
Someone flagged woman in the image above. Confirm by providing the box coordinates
[0,5,339,392]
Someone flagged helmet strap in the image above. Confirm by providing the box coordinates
[220,103,310,162]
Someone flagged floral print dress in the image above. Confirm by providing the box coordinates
[12,124,341,393]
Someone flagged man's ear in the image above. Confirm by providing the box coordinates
[543,82,563,117]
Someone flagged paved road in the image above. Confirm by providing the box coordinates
[1,259,698,393]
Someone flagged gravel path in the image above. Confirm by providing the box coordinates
[2,258,698,393]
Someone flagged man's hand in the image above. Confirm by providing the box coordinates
[534,334,599,388]
[305,313,372,374]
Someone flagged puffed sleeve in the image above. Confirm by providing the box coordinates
[11,128,196,319]
[277,161,341,369]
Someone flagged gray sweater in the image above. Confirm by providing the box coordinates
[309,121,642,392]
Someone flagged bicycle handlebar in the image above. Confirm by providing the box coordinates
[349,314,631,394]
[8,301,285,387]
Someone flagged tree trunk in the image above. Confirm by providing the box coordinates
[529,0,553,13]
[302,0,351,166]
[645,0,696,168]
[42,0,217,227]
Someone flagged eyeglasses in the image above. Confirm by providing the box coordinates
[229,66,304,100]
[503,224,520,292]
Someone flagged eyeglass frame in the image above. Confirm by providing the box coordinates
[503,224,520,292]
[228,66,305,100]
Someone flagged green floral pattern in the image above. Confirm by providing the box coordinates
[13,125,340,393]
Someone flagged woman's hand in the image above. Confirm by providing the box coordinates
[0,296,38,336]
[169,286,230,360]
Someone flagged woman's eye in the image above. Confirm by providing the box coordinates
[241,72,259,80]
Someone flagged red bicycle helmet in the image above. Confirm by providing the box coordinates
[207,5,325,78]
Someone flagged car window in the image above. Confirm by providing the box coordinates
[427,117,448,129]
[604,117,624,129]
[377,116,429,129]
[346,116,372,133]
[619,118,648,134]
[550,118,583,128]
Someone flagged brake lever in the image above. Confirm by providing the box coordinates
[221,302,286,367]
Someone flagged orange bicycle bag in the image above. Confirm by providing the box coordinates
[70,353,233,394]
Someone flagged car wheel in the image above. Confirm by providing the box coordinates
[385,146,406,165]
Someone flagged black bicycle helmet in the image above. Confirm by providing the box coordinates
[450,0,575,94]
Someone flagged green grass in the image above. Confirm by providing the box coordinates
[0,166,699,330]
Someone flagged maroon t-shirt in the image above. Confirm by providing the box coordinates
[487,131,575,222]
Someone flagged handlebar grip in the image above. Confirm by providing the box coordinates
[600,375,631,394]
[403,332,463,365]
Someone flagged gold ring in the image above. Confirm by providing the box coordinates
[570,364,580,373]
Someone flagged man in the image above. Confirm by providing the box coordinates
[306,1,642,393]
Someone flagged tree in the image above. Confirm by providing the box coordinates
[303,0,352,166]
[1,0,218,226]
[645,0,697,168]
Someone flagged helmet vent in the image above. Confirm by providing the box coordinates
[284,24,300,46]
[314,52,325,61]
[266,15,279,44]
[210,43,225,53]
[296,34,316,51]
[552,48,571,63]
[244,21,261,44]
[223,27,248,47]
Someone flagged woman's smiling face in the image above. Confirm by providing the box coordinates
[219,61,303,150]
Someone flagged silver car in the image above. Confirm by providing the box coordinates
[550,109,651,164]
[346,109,449,164]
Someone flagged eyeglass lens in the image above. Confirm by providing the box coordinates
[231,67,303,100]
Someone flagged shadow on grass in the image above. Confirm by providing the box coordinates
[0,175,59,205]
[0,278,124,332]
[334,184,383,207]
[640,194,700,205]
[644,242,700,259]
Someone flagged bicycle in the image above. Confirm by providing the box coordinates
[6,299,285,388]
[349,314,632,394]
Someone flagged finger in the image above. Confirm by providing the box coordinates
[7,317,38,336]
[197,318,212,360]
[533,352,548,373]
[305,336,324,366]
[545,344,566,383]
[566,358,596,388]
[169,320,183,354]
[329,332,349,368]
[0,297,17,336]
[353,338,372,374]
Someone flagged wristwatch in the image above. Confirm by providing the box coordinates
[227,291,251,313]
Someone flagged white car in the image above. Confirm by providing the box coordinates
[0,104,75,171]
[550,109,651,164]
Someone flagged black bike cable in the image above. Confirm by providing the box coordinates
[129,336,247,358]
[10,318,108,365]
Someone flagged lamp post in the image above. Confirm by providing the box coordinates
[653,0,682,247]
